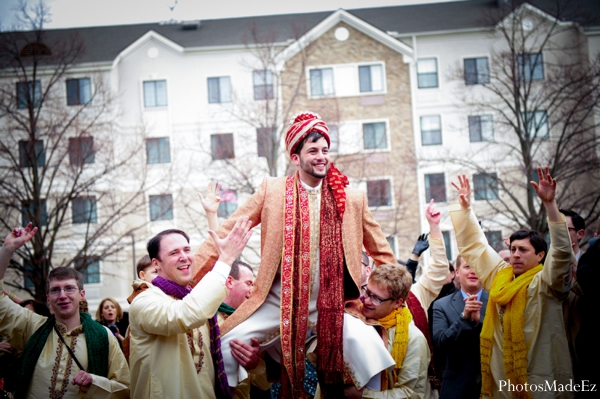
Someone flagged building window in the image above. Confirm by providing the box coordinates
[424,173,446,202]
[358,64,384,93]
[521,110,548,138]
[469,115,494,142]
[68,137,95,165]
[66,78,92,105]
[464,57,489,85]
[17,80,42,109]
[363,122,387,150]
[143,80,168,107]
[484,231,504,252]
[367,179,392,207]
[256,127,273,158]
[386,236,397,257]
[217,189,238,218]
[19,139,45,168]
[75,257,100,284]
[473,173,499,200]
[420,115,442,145]
[417,58,438,88]
[149,194,173,221]
[253,70,274,100]
[146,137,171,164]
[442,231,452,261]
[211,133,234,160]
[518,53,544,81]
[310,68,334,97]
[22,199,47,227]
[72,196,97,224]
[328,125,339,152]
[207,76,231,103]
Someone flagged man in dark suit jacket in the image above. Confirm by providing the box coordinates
[433,254,488,399]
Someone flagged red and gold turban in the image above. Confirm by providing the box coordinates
[285,112,330,155]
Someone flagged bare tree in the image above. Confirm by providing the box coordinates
[443,0,600,236]
[0,1,151,300]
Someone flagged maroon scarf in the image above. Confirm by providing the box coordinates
[152,276,232,399]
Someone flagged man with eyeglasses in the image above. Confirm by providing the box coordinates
[0,223,130,398]
[345,263,430,398]
[560,209,585,261]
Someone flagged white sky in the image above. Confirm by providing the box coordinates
[1,0,458,30]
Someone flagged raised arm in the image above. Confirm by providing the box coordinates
[0,223,37,280]
[198,181,221,231]
[530,166,561,222]
[411,200,449,310]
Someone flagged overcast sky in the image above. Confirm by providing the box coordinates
[1,0,457,30]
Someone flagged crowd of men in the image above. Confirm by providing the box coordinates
[0,112,597,398]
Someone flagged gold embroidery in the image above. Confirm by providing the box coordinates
[49,323,82,399]
[187,329,205,374]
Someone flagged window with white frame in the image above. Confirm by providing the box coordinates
[75,257,100,284]
[22,199,47,227]
[211,133,235,160]
[146,137,171,164]
[420,115,442,145]
[358,64,384,93]
[310,68,334,97]
[19,139,45,167]
[363,122,388,150]
[217,189,238,218]
[473,173,499,200]
[66,78,92,105]
[367,179,392,207]
[518,53,544,81]
[469,115,494,142]
[68,137,95,166]
[253,70,274,100]
[417,58,438,88]
[143,80,167,107]
[442,231,452,261]
[17,80,42,109]
[484,231,504,252]
[72,196,97,224]
[207,76,231,103]
[424,173,446,202]
[521,110,548,138]
[386,236,397,257]
[328,125,339,152]
[149,194,173,221]
[464,57,489,85]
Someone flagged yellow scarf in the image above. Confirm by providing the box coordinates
[480,264,543,399]
[378,306,412,371]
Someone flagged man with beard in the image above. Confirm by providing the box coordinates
[193,112,397,397]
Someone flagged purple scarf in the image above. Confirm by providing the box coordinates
[152,276,232,398]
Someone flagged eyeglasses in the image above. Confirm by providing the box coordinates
[360,285,394,306]
[48,286,79,296]
[567,227,577,232]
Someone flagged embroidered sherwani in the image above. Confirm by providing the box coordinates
[0,281,130,399]
[129,262,229,399]
[449,203,573,399]
[193,176,397,389]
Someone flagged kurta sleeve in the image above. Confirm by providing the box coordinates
[362,325,429,399]
[131,265,228,336]
[540,217,573,301]
[448,203,508,291]
[410,237,449,310]
[0,279,46,350]
[79,332,130,399]
[361,191,396,266]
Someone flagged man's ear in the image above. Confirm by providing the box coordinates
[393,297,404,310]
[536,251,545,263]
[225,276,234,289]
[80,290,86,299]
[291,153,300,166]
[576,229,585,241]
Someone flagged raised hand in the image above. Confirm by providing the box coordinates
[198,181,222,214]
[208,216,253,266]
[425,199,441,225]
[2,223,37,252]
[530,166,556,203]
[451,174,471,209]
[412,233,430,256]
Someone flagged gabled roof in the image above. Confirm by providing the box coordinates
[1,0,598,65]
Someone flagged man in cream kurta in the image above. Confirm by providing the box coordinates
[129,219,254,399]
[449,169,573,399]
[0,224,129,399]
